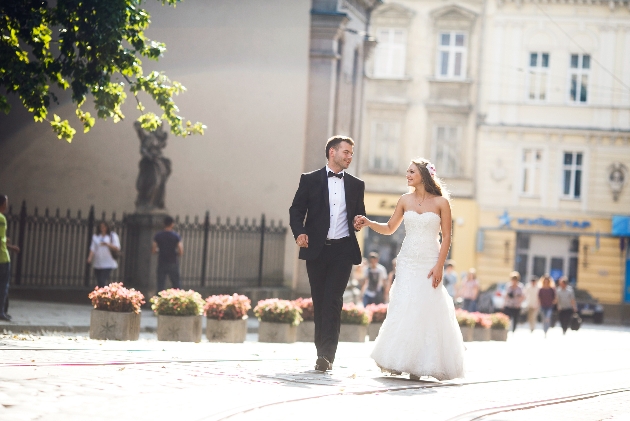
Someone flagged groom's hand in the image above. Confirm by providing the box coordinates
[296,234,309,248]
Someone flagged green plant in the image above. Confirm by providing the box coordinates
[340,303,371,325]
[455,309,476,327]
[365,303,387,323]
[490,312,511,330]
[88,282,145,314]
[293,298,314,322]
[204,294,251,320]
[150,289,204,316]
[253,299,302,326]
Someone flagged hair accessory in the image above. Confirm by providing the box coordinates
[426,163,437,177]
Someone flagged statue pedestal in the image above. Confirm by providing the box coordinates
[123,212,168,300]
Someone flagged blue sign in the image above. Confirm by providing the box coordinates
[612,215,630,236]
[550,269,563,281]
[496,211,591,229]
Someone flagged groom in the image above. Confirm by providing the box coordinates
[289,136,366,372]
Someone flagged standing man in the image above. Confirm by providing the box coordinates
[290,136,366,372]
[556,277,577,335]
[0,195,20,321]
[442,261,457,298]
[362,252,387,306]
[152,216,184,292]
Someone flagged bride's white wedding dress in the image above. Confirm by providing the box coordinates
[371,211,465,381]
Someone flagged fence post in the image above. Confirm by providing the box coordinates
[257,214,265,287]
[14,201,27,285]
[201,211,210,287]
[84,205,95,287]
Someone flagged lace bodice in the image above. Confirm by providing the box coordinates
[397,211,441,266]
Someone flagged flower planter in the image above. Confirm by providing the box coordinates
[258,321,297,343]
[491,328,508,341]
[339,324,367,342]
[89,309,141,341]
[460,325,474,342]
[297,320,315,342]
[473,327,491,341]
[206,317,248,343]
[368,322,382,341]
[157,314,203,342]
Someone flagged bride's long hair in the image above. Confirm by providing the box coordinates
[409,158,450,200]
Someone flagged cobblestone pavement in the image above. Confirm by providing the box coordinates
[1,325,630,421]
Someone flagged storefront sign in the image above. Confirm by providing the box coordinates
[612,215,630,236]
[498,211,591,229]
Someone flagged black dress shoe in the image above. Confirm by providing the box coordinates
[315,356,332,372]
[0,314,11,321]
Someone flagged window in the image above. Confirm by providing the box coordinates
[374,28,407,78]
[562,152,583,199]
[433,125,460,176]
[521,148,543,196]
[369,121,400,172]
[569,54,590,103]
[527,53,549,101]
[436,32,467,79]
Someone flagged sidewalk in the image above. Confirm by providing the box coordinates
[0,300,259,333]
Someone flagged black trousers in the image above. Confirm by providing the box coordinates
[305,241,353,362]
[504,307,520,332]
[559,309,574,333]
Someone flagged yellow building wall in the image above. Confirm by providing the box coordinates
[476,230,517,289]
[363,192,478,272]
[578,236,624,304]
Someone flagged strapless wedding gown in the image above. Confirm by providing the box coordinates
[371,211,465,380]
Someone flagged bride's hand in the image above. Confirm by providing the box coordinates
[354,215,370,231]
[427,265,444,289]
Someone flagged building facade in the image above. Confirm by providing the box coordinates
[476,0,630,308]
[359,0,630,310]
[0,0,381,294]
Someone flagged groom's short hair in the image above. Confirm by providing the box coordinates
[325,136,354,159]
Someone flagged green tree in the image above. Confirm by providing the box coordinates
[0,0,205,142]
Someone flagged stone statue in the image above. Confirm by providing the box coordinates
[608,162,628,202]
[134,121,172,212]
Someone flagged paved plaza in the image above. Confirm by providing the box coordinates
[1,301,630,421]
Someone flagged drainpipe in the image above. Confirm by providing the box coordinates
[472,0,488,200]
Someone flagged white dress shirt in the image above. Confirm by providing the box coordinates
[326,165,350,239]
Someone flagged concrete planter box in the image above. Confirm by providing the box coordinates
[89,309,141,341]
[368,322,383,341]
[297,320,315,342]
[157,314,203,342]
[258,321,297,343]
[206,317,247,343]
[460,325,474,342]
[473,327,491,341]
[491,329,508,341]
[339,324,367,342]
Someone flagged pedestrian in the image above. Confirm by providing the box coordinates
[86,221,121,288]
[523,276,540,332]
[538,275,556,338]
[152,215,184,292]
[362,252,387,306]
[443,260,457,298]
[384,258,396,303]
[458,268,479,312]
[556,276,577,335]
[0,194,20,321]
[503,271,524,332]
[289,135,366,372]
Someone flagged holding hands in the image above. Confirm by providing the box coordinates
[354,215,370,231]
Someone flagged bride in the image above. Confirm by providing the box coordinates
[355,158,465,381]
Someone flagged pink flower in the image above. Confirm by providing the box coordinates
[426,163,437,177]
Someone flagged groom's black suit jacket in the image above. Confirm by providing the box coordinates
[289,167,366,265]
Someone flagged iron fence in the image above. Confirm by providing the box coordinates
[6,202,286,290]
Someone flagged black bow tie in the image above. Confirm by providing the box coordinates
[328,171,343,179]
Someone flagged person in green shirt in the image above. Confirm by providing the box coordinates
[0,194,20,321]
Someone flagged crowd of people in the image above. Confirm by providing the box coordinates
[348,255,579,337]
